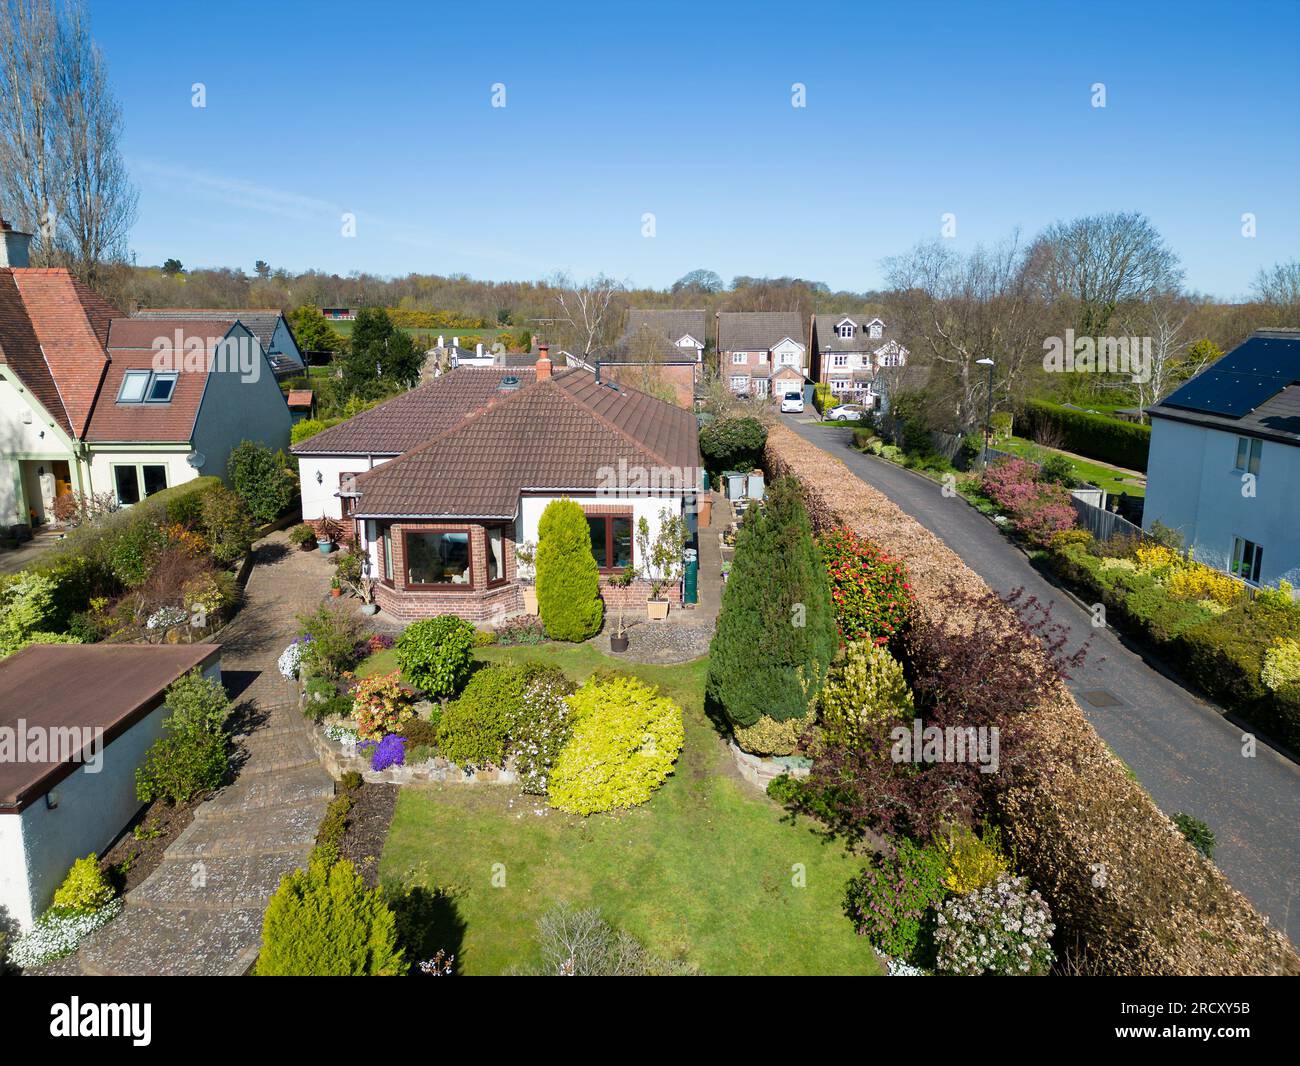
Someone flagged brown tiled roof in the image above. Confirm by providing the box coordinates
[352,368,701,519]
[0,643,220,811]
[84,317,241,443]
[813,313,891,353]
[1,268,125,436]
[0,269,67,433]
[291,366,537,455]
[717,311,805,352]
[623,309,708,346]
[287,389,313,408]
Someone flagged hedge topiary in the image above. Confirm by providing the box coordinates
[699,416,767,475]
[706,477,836,728]
[226,439,297,524]
[395,615,476,698]
[733,714,808,757]
[1022,400,1150,472]
[52,856,115,914]
[436,663,524,768]
[535,499,603,642]
[548,674,684,815]
[255,856,404,976]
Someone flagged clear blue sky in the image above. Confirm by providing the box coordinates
[92,0,1300,298]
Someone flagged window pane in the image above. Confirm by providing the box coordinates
[118,371,149,403]
[1250,439,1262,475]
[1236,437,1248,469]
[114,466,140,505]
[487,527,504,583]
[141,465,167,497]
[382,527,393,580]
[611,517,632,568]
[146,374,177,402]
[406,531,470,585]
[587,516,607,568]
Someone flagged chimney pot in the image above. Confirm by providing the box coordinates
[536,344,552,381]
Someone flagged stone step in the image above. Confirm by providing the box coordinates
[78,903,264,977]
[235,733,320,775]
[128,851,309,912]
[197,764,332,817]
[169,800,324,859]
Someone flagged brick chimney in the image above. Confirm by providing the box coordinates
[536,343,552,381]
[0,215,32,268]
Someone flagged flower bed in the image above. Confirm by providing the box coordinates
[764,420,1298,976]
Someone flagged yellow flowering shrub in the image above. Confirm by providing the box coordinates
[1261,639,1300,692]
[1099,556,1137,573]
[734,714,809,756]
[1167,564,1242,607]
[935,826,1010,894]
[352,670,415,741]
[1134,544,1181,574]
[52,855,115,914]
[549,675,684,815]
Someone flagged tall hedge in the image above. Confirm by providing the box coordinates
[706,477,836,728]
[535,499,603,641]
[1022,400,1150,472]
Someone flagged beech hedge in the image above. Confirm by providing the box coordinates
[1021,400,1150,472]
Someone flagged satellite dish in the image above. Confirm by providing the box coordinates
[186,451,206,469]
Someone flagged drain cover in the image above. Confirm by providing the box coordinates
[1080,688,1123,708]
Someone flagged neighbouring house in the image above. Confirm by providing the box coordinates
[0,643,221,930]
[294,348,702,622]
[587,323,701,409]
[0,230,293,528]
[286,389,314,423]
[132,307,307,380]
[810,313,909,411]
[622,309,708,363]
[1143,328,1300,588]
[322,307,355,321]
[715,311,809,401]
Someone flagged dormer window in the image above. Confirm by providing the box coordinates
[837,322,855,339]
[869,323,882,339]
[117,370,178,404]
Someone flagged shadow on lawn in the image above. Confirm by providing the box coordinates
[388,884,468,975]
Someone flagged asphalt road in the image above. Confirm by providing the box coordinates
[784,416,1300,944]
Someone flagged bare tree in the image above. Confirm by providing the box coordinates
[1121,294,1189,415]
[552,272,624,357]
[0,0,136,280]
[883,234,1047,434]
[1251,259,1300,310]
[1028,211,1184,336]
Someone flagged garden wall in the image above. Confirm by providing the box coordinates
[764,421,1298,976]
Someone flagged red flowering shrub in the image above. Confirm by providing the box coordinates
[980,459,1077,547]
[818,527,913,645]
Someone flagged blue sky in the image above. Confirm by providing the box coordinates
[93,0,1300,298]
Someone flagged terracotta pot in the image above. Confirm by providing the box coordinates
[523,587,539,615]
[646,599,669,621]
[330,587,341,598]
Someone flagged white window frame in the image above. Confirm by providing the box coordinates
[869,323,882,339]
[837,323,854,339]
[1230,536,1263,584]
[729,375,748,392]
[1234,435,1262,476]
[117,370,150,403]
[732,352,747,365]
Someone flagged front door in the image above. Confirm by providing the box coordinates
[52,460,72,499]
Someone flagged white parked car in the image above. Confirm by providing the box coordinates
[827,404,866,421]
[780,394,805,413]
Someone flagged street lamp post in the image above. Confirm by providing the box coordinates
[975,357,995,466]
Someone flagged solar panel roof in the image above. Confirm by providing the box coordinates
[1161,334,1300,419]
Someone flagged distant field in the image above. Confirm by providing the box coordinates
[326,319,505,343]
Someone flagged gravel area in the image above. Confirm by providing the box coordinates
[590,615,713,664]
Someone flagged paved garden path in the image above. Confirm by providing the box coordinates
[782,417,1300,944]
[62,533,336,976]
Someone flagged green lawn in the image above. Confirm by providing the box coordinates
[375,642,882,976]
[999,435,1146,497]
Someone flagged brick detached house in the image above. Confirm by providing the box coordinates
[590,323,701,409]
[715,311,809,401]
[810,313,909,410]
[293,348,702,622]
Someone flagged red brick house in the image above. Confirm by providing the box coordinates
[715,311,809,401]
[811,313,909,409]
[295,350,702,622]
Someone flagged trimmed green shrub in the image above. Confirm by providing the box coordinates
[548,674,684,815]
[297,603,364,680]
[535,499,603,642]
[0,572,63,656]
[200,484,256,565]
[815,640,914,748]
[1022,400,1150,472]
[437,664,524,768]
[226,440,297,523]
[706,477,837,728]
[698,416,767,475]
[255,856,404,976]
[52,856,115,914]
[733,714,808,757]
[135,668,230,805]
[395,615,476,697]
[288,522,317,549]
[107,520,166,587]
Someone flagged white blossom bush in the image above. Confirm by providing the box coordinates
[145,605,189,631]
[933,875,1055,976]
[885,956,929,976]
[8,900,123,970]
[277,639,306,680]
[509,672,576,795]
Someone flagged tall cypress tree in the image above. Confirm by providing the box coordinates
[706,477,836,728]
[536,499,604,641]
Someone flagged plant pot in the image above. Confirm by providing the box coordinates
[610,632,630,653]
[523,587,539,615]
[360,603,378,616]
[646,599,669,621]
[317,540,335,554]
[330,587,342,598]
